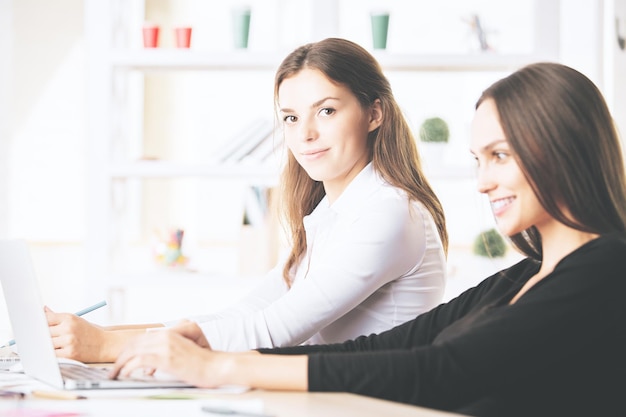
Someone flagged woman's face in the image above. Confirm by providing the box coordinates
[278,68,382,202]
[470,99,552,237]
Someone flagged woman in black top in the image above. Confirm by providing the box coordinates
[110,60,626,416]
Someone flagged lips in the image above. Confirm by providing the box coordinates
[301,148,329,160]
[491,196,515,216]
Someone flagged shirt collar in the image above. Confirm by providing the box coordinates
[326,162,384,214]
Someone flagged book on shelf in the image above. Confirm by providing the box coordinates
[239,130,284,165]
[242,185,271,227]
[212,119,274,164]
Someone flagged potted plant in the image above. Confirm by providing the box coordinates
[472,228,507,258]
[418,116,449,167]
[419,116,450,144]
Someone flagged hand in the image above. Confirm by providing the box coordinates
[45,306,108,363]
[169,319,211,348]
[109,329,225,388]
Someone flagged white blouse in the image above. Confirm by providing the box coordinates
[180,163,446,351]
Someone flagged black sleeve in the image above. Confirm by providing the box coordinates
[257,262,523,356]
[305,237,626,412]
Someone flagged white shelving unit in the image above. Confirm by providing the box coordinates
[84,0,559,322]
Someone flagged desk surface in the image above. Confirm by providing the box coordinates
[0,388,465,417]
[0,358,466,417]
[229,390,463,417]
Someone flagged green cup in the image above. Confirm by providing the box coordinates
[232,7,252,49]
[370,12,390,50]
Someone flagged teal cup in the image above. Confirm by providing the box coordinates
[370,12,390,50]
[232,7,252,49]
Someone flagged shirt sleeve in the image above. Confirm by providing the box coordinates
[197,195,436,351]
[305,241,626,411]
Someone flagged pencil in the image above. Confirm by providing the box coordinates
[73,300,107,317]
[31,390,86,400]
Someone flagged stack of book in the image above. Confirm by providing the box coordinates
[212,119,282,165]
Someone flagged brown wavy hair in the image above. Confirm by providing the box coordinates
[273,38,448,286]
[476,62,626,260]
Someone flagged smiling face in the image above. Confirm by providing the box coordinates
[470,99,554,237]
[278,68,382,203]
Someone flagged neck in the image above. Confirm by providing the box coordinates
[537,223,599,273]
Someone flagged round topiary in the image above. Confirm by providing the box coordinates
[419,116,450,143]
[473,228,507,258]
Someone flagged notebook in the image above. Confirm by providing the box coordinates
[0,239,193,390]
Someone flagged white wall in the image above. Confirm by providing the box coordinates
[0,0,11,240]
[0,0,13,342]
[9,0,86,242]
[605,0,626,140]
[0,0,90,341]
[1,1,623,333]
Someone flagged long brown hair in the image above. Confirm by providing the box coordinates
[476,62,626,260]
[274,38,448,285]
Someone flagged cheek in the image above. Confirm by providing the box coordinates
[283,130,297,150]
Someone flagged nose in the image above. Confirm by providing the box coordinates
[476,164,496,194]
[297,117,317,142]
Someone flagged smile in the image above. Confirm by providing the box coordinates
[491,197,515,215]
[301,148,329,160]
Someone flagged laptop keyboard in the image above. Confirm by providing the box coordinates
[60,363,110,381]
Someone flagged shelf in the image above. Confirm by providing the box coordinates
[108,160,280,185]
[110,49,286,71]
[106,160,471,182]
[106,270,261,287]
[372,52,557,72]
[110,49,554,72]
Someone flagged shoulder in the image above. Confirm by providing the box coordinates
[563,232,626,267]
[548,232,626,293]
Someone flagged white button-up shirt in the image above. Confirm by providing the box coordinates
[186,163,446,351]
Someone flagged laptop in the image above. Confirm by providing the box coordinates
[0,239,193,390]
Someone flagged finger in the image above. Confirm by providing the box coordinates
[118,357,144,379]
[110,335,154,379]
[53,346,73,359]
[45,309,63,326]
[173,321,210,347]
[110,352,156,379]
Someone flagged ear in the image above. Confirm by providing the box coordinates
[368,99,383,133]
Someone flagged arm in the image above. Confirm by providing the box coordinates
[199,195,444,351]
[300,246,626,409]
[105,323,163,331]
[46,307,164,363]
[110,324,309,391]
[46,260,289,362]
[108,261,517,390]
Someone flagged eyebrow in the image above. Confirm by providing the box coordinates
[476,139,508,154]
[279,96,340,114]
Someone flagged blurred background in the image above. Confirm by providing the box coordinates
[0,0,624,342]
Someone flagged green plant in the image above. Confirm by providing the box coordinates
[473,228,507,258]
[419,116,450,143]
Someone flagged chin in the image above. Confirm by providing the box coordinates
[299,166,324,182]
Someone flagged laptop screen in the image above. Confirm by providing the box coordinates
[0,239,65,388]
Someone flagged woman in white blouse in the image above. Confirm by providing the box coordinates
[46,38,448,362]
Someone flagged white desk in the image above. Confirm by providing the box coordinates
[0,369,465,417]
[0,389,466,417]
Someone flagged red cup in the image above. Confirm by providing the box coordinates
[142,25,159,48]
[174,27,192,48]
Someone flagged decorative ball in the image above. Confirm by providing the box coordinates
[473,228,507,258]
[419,117,450,143]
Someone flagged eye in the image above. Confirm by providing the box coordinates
[318,107,335,117]
[283,115,297,124]
[493,151,509,162]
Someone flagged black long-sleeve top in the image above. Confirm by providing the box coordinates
[259,232,626,416]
